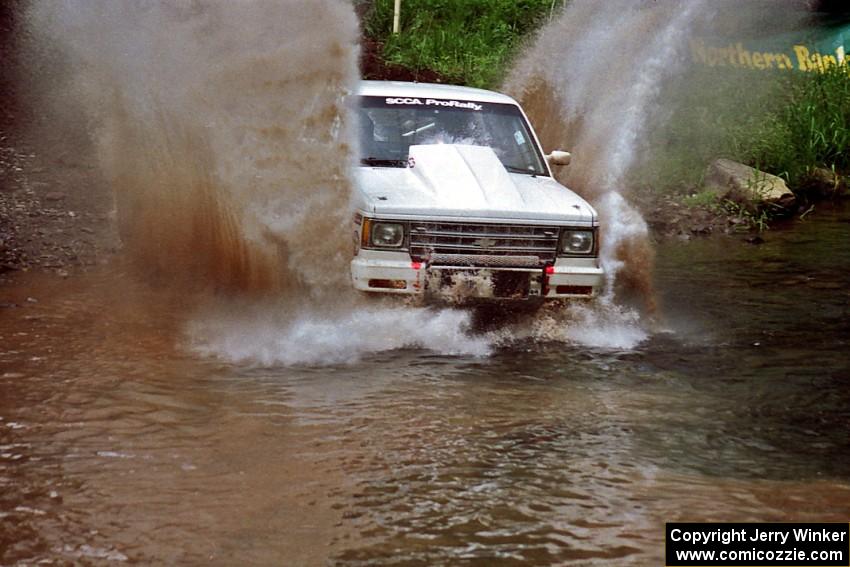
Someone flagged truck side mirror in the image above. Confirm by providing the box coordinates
[546,150,571,167]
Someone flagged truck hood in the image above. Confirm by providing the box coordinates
[354,144,597,225]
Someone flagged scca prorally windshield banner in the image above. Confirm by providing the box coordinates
[385,98,484,111]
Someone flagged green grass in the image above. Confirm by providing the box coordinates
[630,66,791,193]
[633,64,850,196]
[721,199,772,232]
[363,0,563,88]
[683,190,719,208]
[741,66,850,186]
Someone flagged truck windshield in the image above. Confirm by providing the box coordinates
[357,95,548,176]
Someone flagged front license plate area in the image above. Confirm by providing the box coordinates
[426,269,540,300]
[492,270,532,299]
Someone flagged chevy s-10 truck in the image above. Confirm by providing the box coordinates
[351,81,603,302]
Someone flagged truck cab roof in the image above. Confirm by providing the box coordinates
[357,80,520,106]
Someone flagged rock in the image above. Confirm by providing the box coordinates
[704,159,796,211]
[44,191,67,202]
[810,167,839,187]
[803,167,844,198]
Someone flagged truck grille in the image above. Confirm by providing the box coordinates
[409,221,560,266]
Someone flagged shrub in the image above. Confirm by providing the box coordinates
[363,0,562,88]
[744,65,850,185]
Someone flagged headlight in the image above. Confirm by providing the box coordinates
[560,229,594,254]
[371,222,405,248]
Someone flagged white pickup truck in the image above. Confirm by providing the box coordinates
[351,81,603,302]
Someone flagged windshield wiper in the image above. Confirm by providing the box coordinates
[504,164,539,176]
[360,157,407,168]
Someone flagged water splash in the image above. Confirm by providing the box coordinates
[26,0,496,367]
[506,0,708,306]
[529,301,648,350]
[28,0,360,294]
[501,0,713,345]
[188,299,492,366]
[23,0,714,365]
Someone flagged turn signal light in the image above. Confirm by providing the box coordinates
[361,218,372,248]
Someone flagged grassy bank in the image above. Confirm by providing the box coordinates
[743,66,850,187]
[362,0,562,88]
[637,64,850,189]
[634,64,850,232]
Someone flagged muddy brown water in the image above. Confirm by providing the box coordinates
[1,204,849,566]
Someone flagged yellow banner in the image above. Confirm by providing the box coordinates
[690,37,847,73]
